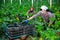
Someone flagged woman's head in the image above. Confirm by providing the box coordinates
[41,5,48,11]
[20,35,28,40]
[30,7,34,11]
[40,5,48,13]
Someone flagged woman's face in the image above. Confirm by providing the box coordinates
[30,8,34,11]
[42,9,46,13]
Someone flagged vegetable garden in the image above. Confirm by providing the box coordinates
[0,0,60,40]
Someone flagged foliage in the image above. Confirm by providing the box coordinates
[0,0,60,40]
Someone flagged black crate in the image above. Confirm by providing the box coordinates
[5,24,35,39]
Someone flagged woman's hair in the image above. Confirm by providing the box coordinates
[40,9,42,11]
[30,7,34,10]
[46,9,53,13]
[40,9,53,13]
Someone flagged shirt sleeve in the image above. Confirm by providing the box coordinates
[28,11,41,20]
[26,10,30,18]
[27,10,30,14]
[31,11,41,18]
[49,13,55,25]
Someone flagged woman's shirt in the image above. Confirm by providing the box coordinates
[31,11,55,24]
[27,10,35,18]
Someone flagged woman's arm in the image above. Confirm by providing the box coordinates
[26,10,30,18]
[49,13,55,26]
[27,11,41,20]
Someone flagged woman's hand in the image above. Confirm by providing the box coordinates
[24,20,29,24]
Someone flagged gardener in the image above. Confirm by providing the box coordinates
[23,5,55,40]
[24,5,55,40]
[24,5,55,30]
[26,7,35,19]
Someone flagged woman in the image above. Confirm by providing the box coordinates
[25,5,55,27]
[24,5,55,40]
[26,7,35,19]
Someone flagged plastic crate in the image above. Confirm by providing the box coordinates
[5,24,36,39]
